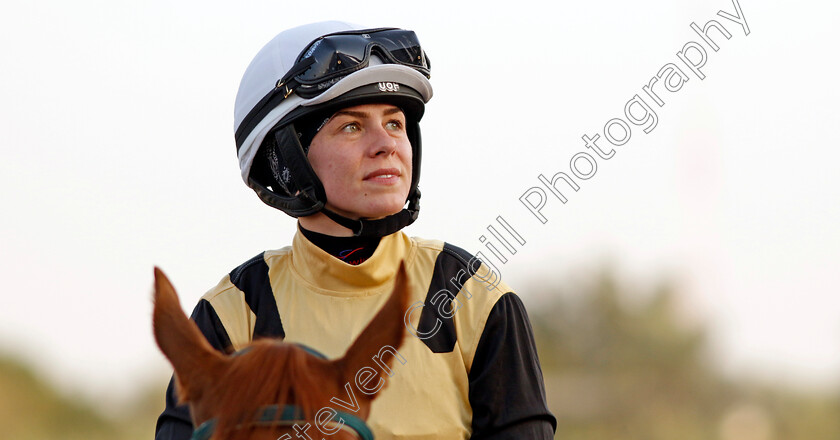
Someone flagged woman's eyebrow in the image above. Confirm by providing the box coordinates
[332,110,367,119]
[383,107,404,116]
[332,106,404,119]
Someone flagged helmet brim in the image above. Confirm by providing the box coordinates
[281,82,426,129]
[302,63,432,108]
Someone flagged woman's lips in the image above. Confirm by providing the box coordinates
[364,168,401,183]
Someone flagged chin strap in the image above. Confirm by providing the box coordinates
[321,189,420,237]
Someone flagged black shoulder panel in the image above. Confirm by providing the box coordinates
[190,299,234,354]
[229,252,285,339]
[417,242,482,353]
[468,293,557,438]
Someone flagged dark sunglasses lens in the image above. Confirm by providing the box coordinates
[297,37,368,81]
[368,30,426,66]
[296,30,427,83]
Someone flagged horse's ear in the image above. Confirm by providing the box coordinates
[335,261,409,399]
[152,267,226,402]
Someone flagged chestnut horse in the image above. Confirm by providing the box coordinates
[152,263,409,440]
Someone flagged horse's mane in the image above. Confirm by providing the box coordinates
[199,340,334,440]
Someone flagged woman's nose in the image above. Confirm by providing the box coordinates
[367,123,398,157]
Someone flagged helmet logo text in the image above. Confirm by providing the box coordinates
[378,82,400,92]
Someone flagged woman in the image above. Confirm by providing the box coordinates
[155,21,556,439]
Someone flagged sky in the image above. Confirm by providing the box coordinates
[1,0,838,406]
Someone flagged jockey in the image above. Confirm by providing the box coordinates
[155,21,556,439]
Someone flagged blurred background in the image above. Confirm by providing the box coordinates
[1,0,838,438]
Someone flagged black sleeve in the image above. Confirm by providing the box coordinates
[154,299,235,440]
[469,292,557,439]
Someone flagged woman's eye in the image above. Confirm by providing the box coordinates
[385,120,404,131]
[341,123,361,133]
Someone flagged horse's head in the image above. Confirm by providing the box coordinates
[152,263,410,440]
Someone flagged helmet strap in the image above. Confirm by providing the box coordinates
[321,189,420,237]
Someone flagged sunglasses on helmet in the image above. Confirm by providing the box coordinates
[281,27,431,99]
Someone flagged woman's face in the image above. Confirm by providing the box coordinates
[306,103,413,220]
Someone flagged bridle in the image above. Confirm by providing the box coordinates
[190,404,374,440]
[190,344,374,440]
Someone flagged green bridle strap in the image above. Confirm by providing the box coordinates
[190,404,374,440]
[190,344,373,439]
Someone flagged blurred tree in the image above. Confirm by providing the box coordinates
[527,267,840,440]
[0,355,118,440]
[0,354,165,440]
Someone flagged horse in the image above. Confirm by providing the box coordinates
[152,263,410,440]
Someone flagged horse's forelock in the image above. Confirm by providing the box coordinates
[209,341,335,440]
